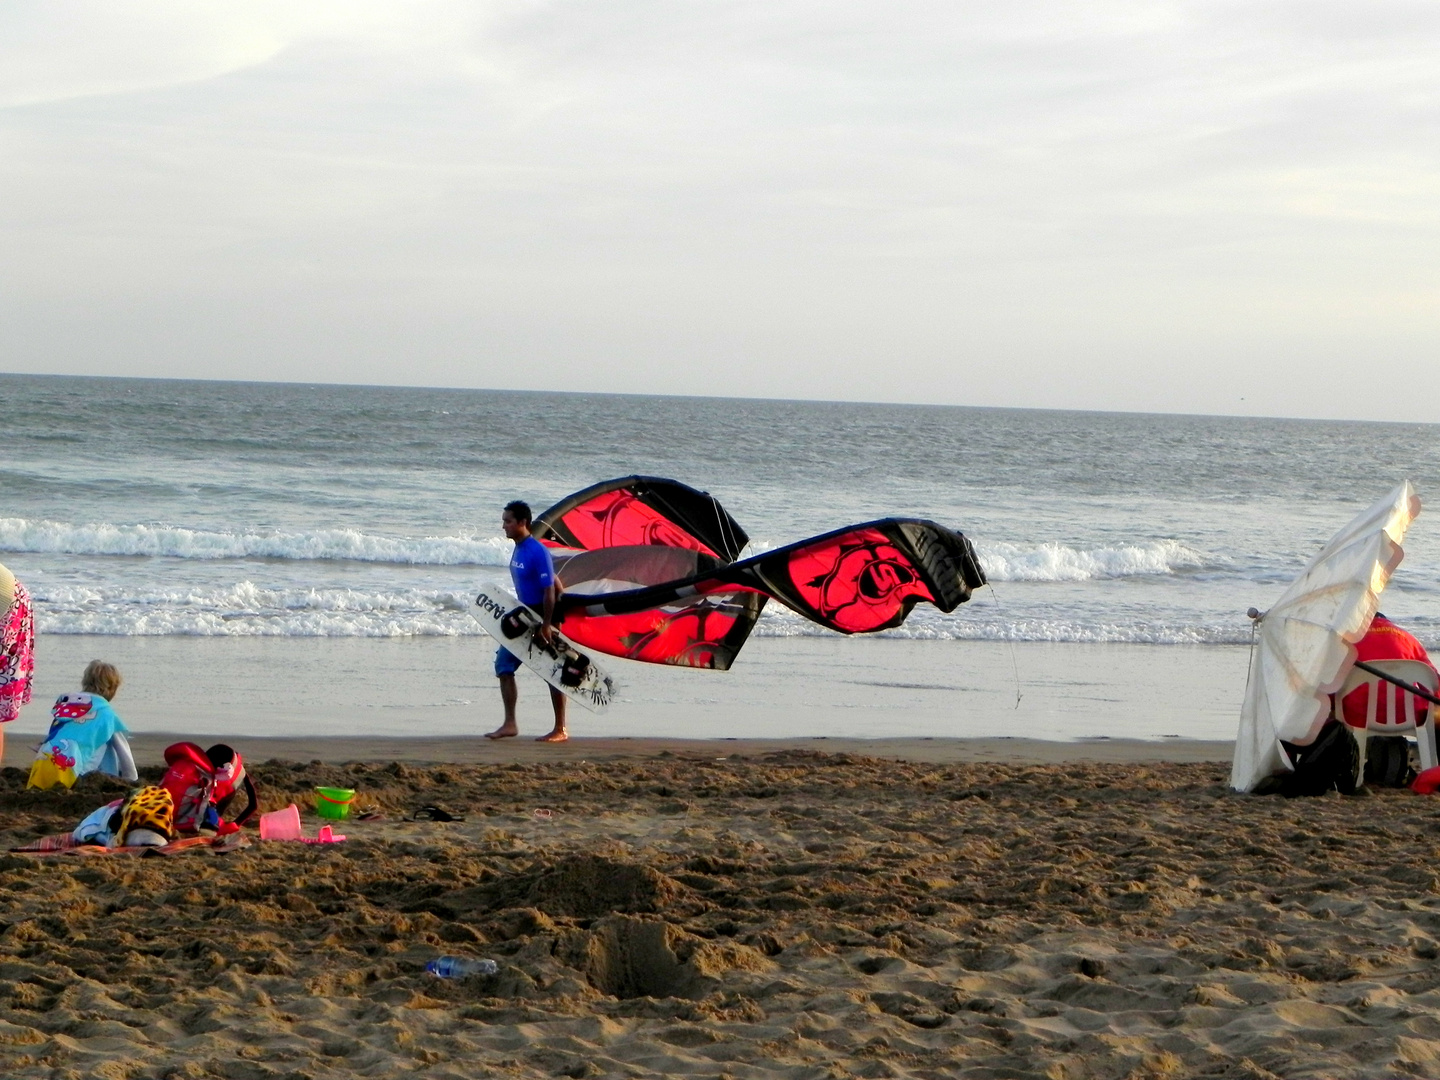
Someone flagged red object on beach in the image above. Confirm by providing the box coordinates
[1340,616,1438,730]
[1412,767,1440,794]
[160,742,216,833]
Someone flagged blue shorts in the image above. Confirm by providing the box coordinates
[494,646,522,678]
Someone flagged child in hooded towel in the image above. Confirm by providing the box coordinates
[27,660,138,790]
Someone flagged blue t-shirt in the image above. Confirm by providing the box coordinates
[509,535,556,608]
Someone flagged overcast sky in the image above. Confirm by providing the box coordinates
[1,1,1436,420]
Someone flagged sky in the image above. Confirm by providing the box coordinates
[1,1,1437,420]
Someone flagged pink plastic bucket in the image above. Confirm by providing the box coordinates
[259,803,302,841]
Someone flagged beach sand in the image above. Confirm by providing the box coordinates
[5,739,1440,1079]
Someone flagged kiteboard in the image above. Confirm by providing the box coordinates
[472,587,616,712]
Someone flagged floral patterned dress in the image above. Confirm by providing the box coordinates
[0,580,34,724]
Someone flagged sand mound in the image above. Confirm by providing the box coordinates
[559,914,774,999]
[512,854,686,918]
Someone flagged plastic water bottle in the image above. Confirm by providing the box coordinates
[426,956,498,978]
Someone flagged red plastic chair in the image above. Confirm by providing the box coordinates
[1334,659,1439,787]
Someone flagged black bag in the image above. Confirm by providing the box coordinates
[1279,720,1360,797]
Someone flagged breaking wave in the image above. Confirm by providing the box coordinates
[749,604,1254,646]
[35,581,480,638]
[0,518,510,566]
[974,539,1212,582]
[29,580,1261,643]
[4,518,1216,583]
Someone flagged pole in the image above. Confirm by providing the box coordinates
[1352,660,1440,708]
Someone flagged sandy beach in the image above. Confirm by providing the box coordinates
[10,635,1253,744]
[5,738,1440,1079]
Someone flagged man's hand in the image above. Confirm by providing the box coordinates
[540,583,560,647]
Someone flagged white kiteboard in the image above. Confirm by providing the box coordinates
[472,586,616,712]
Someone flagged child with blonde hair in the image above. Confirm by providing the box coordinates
[81,660,122,700]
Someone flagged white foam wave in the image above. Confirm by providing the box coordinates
[748,602,1252,645]
[0,517,510,566]
[975,539,1212,582]
[31,581,1256,643]
[4,518,1221,584]
[36,581,484,638]
[752,620,1251,646]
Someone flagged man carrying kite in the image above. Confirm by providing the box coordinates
[485,500,569,743]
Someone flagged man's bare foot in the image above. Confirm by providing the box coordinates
[536,730,568,743]
[485,726,518,740]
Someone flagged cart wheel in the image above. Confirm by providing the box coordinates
[1364,736,1409,788]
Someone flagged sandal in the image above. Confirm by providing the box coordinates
[411,805,465,822]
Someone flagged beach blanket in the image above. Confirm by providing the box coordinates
[0,580,34,724]
[10,834,248,857]
[27,693,138,789]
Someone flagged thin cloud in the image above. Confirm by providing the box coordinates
[0,1,1437,419]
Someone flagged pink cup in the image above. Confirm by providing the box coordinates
[259,803,302,841]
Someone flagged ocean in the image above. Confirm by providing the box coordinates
[3,373,1438,742]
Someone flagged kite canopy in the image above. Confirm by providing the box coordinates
[528,477,987,670]
[536,477,762,669]
[552,585,767,670]
[1231,481,1421,793]
[555,515,986,668]
[553,541,760,670]
[534,476,749,563]
[732,518,985,634]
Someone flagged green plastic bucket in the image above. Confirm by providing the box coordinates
[315,786,356,820]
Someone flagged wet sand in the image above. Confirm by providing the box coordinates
[5,745,1440,1079]
[14,634,1252,742]
[121,733,1236,766]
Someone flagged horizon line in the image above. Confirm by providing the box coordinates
[1,368,1434,430]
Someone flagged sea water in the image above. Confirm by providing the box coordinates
[3,374,1438,741]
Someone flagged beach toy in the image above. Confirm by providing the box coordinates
[299,824,346,844]
[315,786,356,820]
[259,803,303,840]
